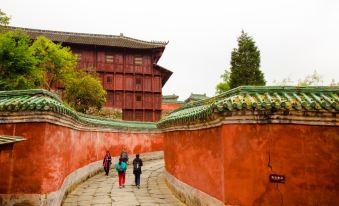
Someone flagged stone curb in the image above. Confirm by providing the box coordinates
[164,170,225,206]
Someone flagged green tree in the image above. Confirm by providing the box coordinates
[0,9,10,27]
[64,71,106,113]
[30,36,77,90]
[0,31,43,90]
[216,69,231,94]
[229,31,266,88]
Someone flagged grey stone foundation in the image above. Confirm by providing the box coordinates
[164,170,225,206]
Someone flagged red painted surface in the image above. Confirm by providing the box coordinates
[164,127,224,200]
[161,103,183,112]
[164,124,339,205]
[222,124,339,206]
[0,123,163,194]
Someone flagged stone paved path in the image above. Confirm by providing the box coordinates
[62,159,185,206]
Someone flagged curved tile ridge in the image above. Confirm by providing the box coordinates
[0,89,63,102]
[6,26,168,49]
[157,86,339,129]
[0,89,157,130]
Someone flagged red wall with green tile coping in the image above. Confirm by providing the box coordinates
[0,122,163,194]
[163,124,339,206]
[1,120,338,206]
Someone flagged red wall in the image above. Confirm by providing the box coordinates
[164,124,339,205]
[164,127,224,200]
[161,103,183,112]
[222,124,339,206]
[0,123,163,194]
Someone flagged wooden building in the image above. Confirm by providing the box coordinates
[13,27,172,122]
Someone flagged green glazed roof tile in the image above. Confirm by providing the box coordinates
[185,93,209,103]
[0,89,157,130]
[162,94,179,99]
[157,86,339,128]
[162,94,184,104]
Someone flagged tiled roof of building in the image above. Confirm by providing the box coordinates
[184,93,209,103]
[0,135,26,145]
[7,26,168,49]
[158,86,339,129]
[0,89,157,130]
[162,94,184,104]
[154,64,173,86]
[163,94,179,100]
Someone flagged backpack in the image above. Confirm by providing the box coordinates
[133,159,141,171]
[118,164,124,173]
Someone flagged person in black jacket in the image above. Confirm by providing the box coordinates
[132,154,143,188]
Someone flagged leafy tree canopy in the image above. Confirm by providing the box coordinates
[0,9,106,113]
[0,9,10,27]
[64,71,107,113]
[30,36,77,90]
[215,69,231,94]
[0,31,43,90]
[229,31,266,89]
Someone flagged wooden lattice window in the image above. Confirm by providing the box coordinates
[134,56,143,65]
[136,78,142,85]
[106,54,114,63]
[136,95,142,101]
[107,76,112,83]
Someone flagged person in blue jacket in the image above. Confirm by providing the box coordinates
[115,158,127,188]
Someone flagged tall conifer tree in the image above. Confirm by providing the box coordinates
[229,31,266,88]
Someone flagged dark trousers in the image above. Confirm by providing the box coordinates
[134,173,141,186]
[104,167,110,175]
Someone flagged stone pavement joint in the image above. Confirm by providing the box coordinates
[62,159,185,206]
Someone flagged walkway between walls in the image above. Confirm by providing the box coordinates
[62,159,185,206]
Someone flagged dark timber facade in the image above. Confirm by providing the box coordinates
[12,27,172,122]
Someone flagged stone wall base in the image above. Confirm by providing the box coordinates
[0,151,163,206]
[164,170,226,206]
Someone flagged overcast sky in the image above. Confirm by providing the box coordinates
[2,0,339,100]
